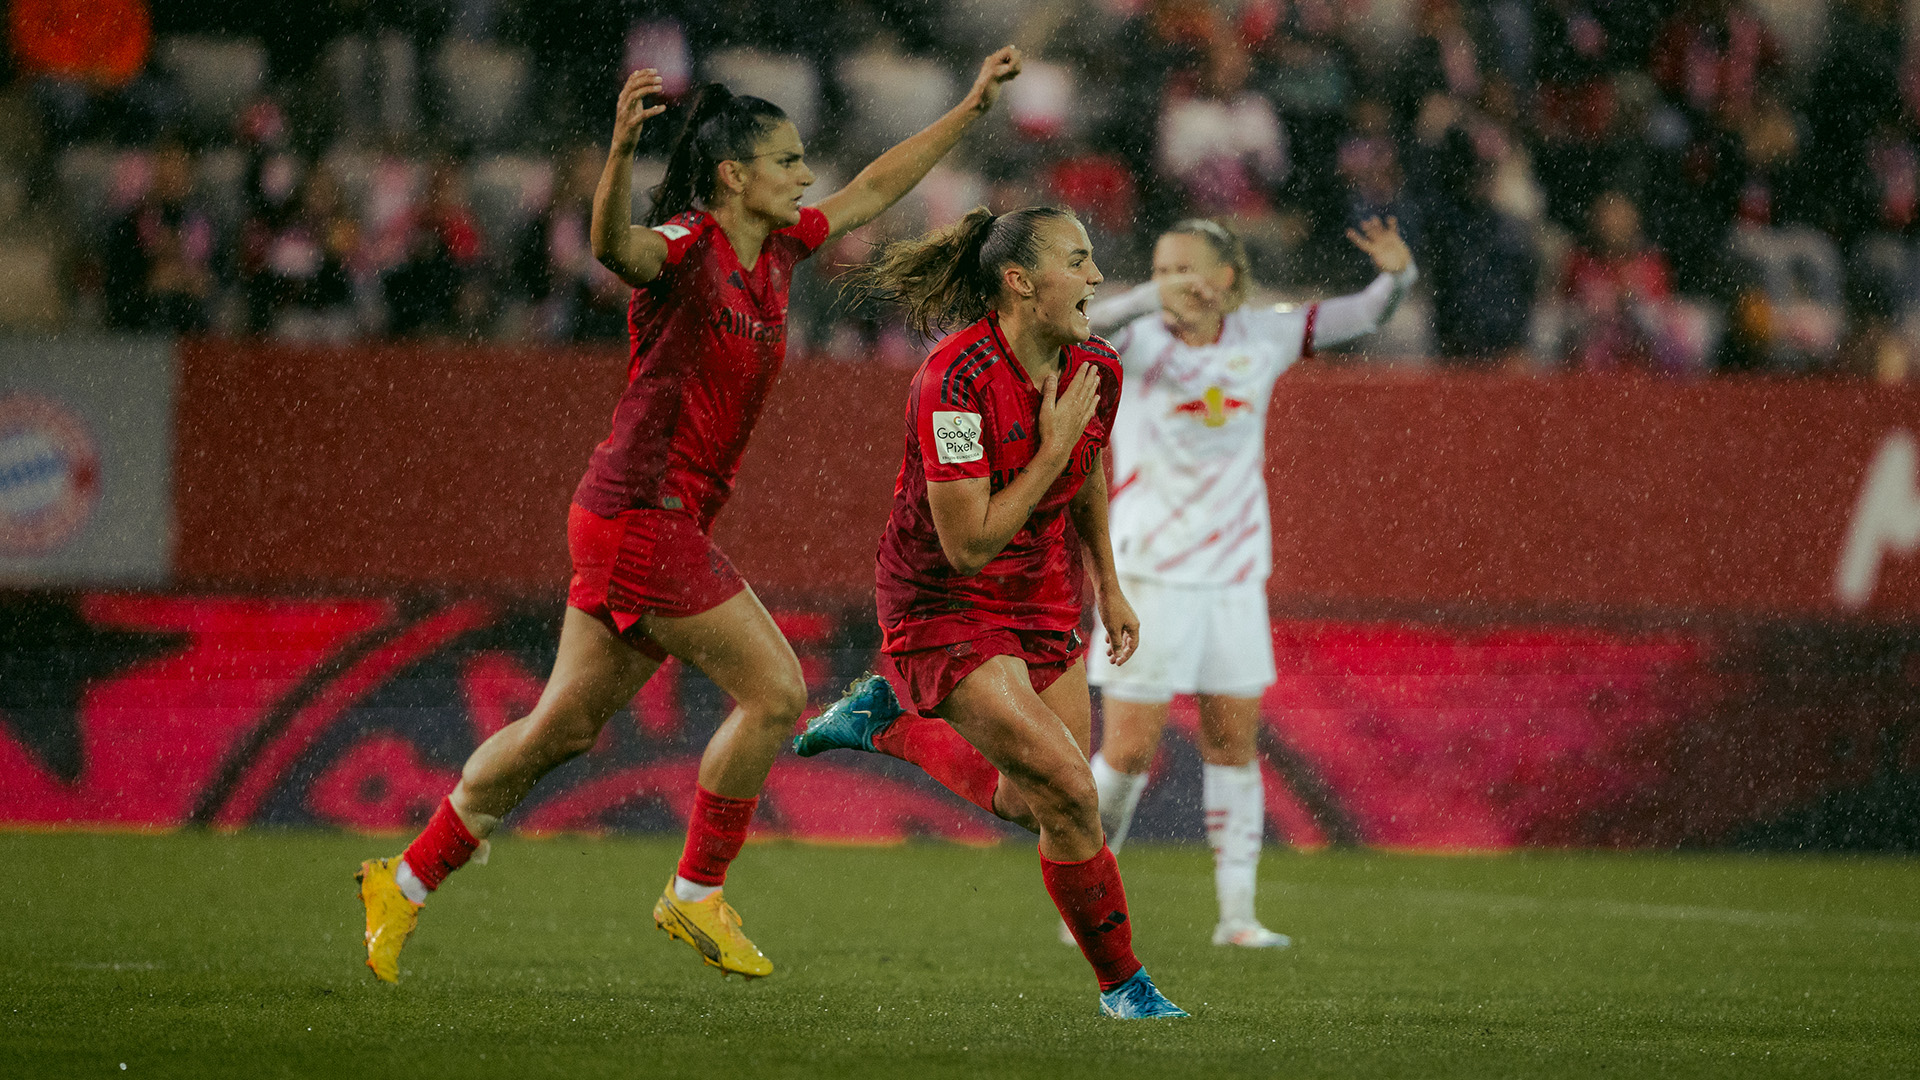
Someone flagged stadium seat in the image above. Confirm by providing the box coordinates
[156,36,267,138]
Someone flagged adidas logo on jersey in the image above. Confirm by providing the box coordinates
[728,270,747,290]
[1002,421,1028,443]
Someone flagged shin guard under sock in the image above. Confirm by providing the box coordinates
[400,798,479,893]
[675,785,759,887]
[1042,846,1143,990]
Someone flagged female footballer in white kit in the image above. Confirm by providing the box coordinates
[1081,216,1415,947]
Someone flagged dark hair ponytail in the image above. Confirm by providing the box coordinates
[844,206,1079,337]
[646,83,789,226]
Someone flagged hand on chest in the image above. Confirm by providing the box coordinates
[983,375,1108,496]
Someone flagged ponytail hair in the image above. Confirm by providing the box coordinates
[1162,218,1252,310]
[646,83,789,226]
[845,206,1080,337]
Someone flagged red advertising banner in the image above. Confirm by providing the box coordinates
[1,591,1911,850]
[173,342,1920,620]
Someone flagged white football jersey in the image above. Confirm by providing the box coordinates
[1104,303,1314,586]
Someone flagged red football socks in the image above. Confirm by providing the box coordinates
[872,714,1002,817]
[400,798,479,892]
[1043,846,1143,990]
[675,785,759,887]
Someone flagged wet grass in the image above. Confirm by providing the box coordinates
[1,831,1915,1079]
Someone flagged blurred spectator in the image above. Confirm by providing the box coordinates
[1727,96,1813,231]
[1650,0,1785,123]
[1529,0,1625,228]
[1804,0,1909,242]
[1398,0,1491,114]
[239,162,360,342]
[103,142,217,334]
[1158,41,1286,219]
[11,0,1917,377]
[1559,190,1679,372]
[1410,106,1538,367]
[509,145,628,342]
[1340,98,1417,241]
[381,160,486,338]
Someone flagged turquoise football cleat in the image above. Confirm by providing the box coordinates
[1099,969,1190,1019]
[791,674,902,757]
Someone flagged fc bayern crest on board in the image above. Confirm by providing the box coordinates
[0,393,101,556]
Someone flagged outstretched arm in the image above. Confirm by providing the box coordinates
[591,69,671,287]
[1313,216,1419,349]
[815,47,1022,243]
[1086,281,1161,333]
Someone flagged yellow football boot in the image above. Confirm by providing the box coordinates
[652,880,774,978]
[356,857,422,984]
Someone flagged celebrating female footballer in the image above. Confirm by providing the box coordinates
[356,48,1023,984]
[1081,216,1415,948]
[792,206,1187,1019]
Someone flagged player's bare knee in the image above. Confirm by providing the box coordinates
[1106,742,1155,775]
[749,673,808,729]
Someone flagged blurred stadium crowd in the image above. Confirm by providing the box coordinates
[2,0,1917,377]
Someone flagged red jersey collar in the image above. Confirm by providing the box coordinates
[985,310,1070,392]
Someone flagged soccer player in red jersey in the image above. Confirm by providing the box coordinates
[357,49,1024,984]
[793,207,1188,1018]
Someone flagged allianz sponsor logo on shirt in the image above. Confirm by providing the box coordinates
[932,410,984,465]
[709,305,785,345]
[0,393,100,556]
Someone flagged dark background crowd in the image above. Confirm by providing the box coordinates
[2,0,1916,378]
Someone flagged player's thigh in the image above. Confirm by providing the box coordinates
[641,586,804,714]
[937,655,1087,793]
[1036,658,1094,757]
[532,607,663,737]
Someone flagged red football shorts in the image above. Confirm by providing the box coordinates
[888,625,1087,715]
[566,503,747,659]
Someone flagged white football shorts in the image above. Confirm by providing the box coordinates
[1088,576,1277,703]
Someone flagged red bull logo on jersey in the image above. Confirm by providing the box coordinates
[1171,386,1249,428]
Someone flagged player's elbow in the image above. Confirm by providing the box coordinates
[590,234,623,274]
[943,550,987,577]
[940,540,988,577]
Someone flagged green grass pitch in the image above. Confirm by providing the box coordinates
[1,831,1915,1079]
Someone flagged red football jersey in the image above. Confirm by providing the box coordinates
[573,206,830,528]
[875,313,1123,654]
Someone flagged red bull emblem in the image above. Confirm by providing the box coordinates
[1171,386,1249,428]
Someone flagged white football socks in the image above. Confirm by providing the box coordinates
[393,859,430,904]
[1203,760,1265,927]
[673,877,721,902]
[1090,751,1149,854]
